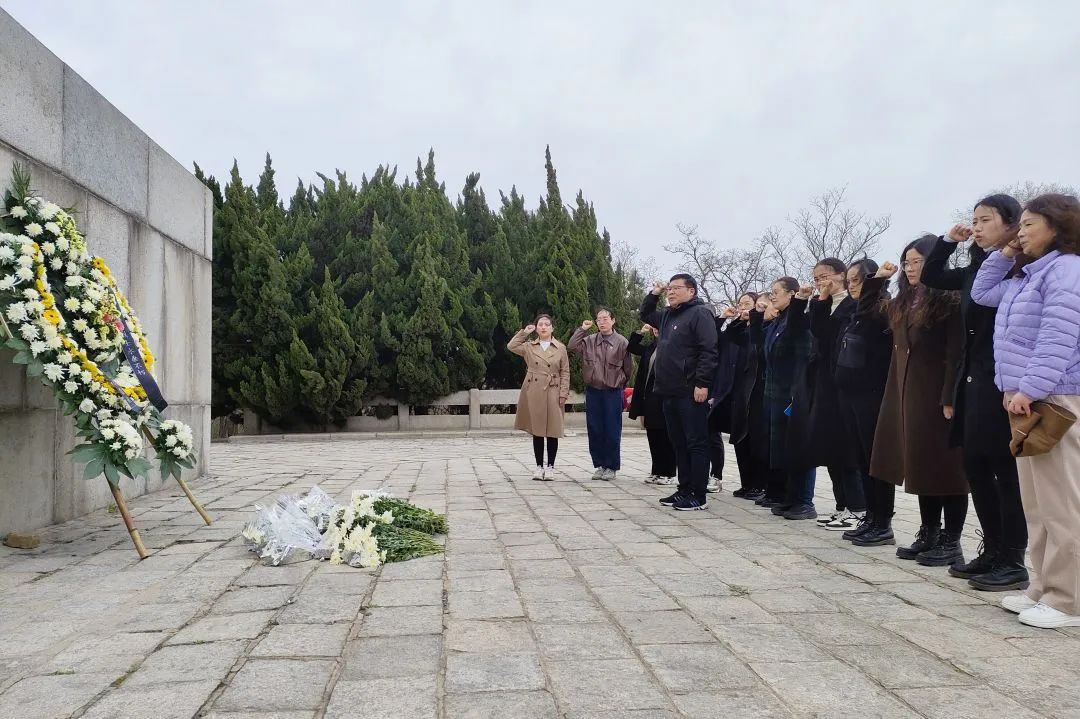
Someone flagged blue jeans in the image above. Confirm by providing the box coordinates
[662,396,710,500]
[585,387,624,470]
[786,467,817,507]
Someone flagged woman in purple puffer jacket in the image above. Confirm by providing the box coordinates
[971,193,1080,630]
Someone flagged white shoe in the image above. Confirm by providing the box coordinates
[591,467,605,480]
[655,476,676,486]
[818,511,842,525]
[824,510,862,531]
[543,465,556,481]
[644,474,658,484]
[1001,593,1038,614]
[706,478,721,493]
[532,466,544,481]
[1018,602,1080,628]
[603,469,617,481]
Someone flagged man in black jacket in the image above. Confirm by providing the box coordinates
[640,274,719,510]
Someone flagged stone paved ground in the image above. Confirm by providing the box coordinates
[2,435,1079,719]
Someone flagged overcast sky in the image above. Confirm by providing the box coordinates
[6,0,1080,279]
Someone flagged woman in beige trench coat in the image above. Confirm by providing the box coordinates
[508,315,571,481]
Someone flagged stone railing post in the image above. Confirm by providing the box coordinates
[397,403,411,431]
[468,388,481,430]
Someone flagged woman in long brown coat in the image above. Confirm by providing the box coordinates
[508,314,571,481]
[869,234,968,567]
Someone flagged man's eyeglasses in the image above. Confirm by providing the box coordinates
[667,284,690,291]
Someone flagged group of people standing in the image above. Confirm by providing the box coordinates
[508,191,1080,630]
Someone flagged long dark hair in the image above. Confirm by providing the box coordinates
[887,234,959,329]
[971,193,1023,262]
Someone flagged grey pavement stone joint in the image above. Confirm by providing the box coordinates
[0,436,1076,718]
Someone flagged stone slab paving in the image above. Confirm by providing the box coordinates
[1,436,1078,718]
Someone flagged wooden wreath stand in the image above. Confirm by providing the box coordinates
[1,316,211,559]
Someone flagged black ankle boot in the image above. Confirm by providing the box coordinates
[949,534,996,579]
[851,524,895,547]
[897,525,939,560]
[916,530,964,567]
[968,547,1030,592]
[842,511,874,541]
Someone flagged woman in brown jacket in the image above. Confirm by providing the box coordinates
[869,234,968,567]
[508,315,571,481]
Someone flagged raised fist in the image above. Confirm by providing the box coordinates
[581,320,594,331]
[640,323,653,334]
[796,284,814,300]
[948,224,973,243]
[652,280,668,296]
[720,306,737,319]
[523,324,536,335]
[876,261,898,279]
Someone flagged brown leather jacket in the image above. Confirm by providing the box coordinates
[568,328,633,390]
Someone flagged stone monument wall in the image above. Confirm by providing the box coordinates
[0,9,212,533]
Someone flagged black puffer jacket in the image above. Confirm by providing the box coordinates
[639,293,719,398]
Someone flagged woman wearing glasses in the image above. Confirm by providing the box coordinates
[870,235,968,567]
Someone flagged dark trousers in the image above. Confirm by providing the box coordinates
[828,465,867,513]
[919,494,969,534]
[585,387,624,470]
[709,430,725,479]
[645,428,677,478]
[785,467,817,507]
[965,453,1027,551]
[867,477,896,527]
[663,396,710,500]
[733,439,767,491]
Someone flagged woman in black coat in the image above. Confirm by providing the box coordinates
[833,259,896,546]
[711,293,766,499]
[921,194,1029,591]
[628,325,676,485]
[735,295,782,504]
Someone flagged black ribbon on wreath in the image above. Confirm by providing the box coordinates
[119,323,168,412]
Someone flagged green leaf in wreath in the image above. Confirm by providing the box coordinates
[25,361,44,378]
[3,337,28,351]
[103,462,119,486]
[83,457,105,480]
[69,443,105,461]
[11,351,30,365]
[127,457,152,477]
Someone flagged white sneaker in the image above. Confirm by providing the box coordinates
[655,476,676,486]
[824,510,862,531]
[706,478,721,493]
[818,511,842,525]
[532,466,544,481]
[603,469,617,481]
[644,474,659,484]
[591,467,605,480]
[543,465,556,481]
[1018,602,1080,628]
[1001,593,1038,614]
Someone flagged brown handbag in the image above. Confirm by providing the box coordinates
[1009,400,1078,457]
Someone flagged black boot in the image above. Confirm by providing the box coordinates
[897,525,939,560]
[916,530,964,567]
[949,533,995,579]
[852,514,895,546]
[842,511,874,541]
[968,547,1030,592]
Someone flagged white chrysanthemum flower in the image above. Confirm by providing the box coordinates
[80,370,92,384]
[46,336,63,350]
[0,246,14,262]
[63,298,80,312]
[39,203,59,220]
[19,323,38,341]
[41,241,55,255]
[29,340,47,356]
[25,223,43,237]
[25,300,43,315]
[90,269,105,283]
[67,362,81,375]
[65,275,81,287]
[165,435,178,447]
[65,262,78,275]
[57,351,73,364]
[15,266,32,281]
[63,380,78,394]
[9,206,27,219]
[72,319,88,332]
[83,328,98,342]
[101,428,116,440]
[78,398,95,413]
[49,258,62,271]
[81,300,95,314]
[171,447,186,457]
[19,241,35,255]
[43,364,64,381]
[44,223,60,236]
[56,237,69,252]
[16,254,33,268]
[110,442,122,451]
[22,288,38,300]
[0,275,15,291]
[96,408,112,420]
